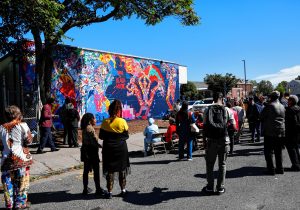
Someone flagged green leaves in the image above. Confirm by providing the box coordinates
[204,73,239,95]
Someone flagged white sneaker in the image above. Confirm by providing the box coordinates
[187,158,193,161]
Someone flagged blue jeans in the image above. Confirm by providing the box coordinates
[38,127,56,151]
[178,137,193,159]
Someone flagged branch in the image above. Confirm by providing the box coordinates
[58,3,120,38]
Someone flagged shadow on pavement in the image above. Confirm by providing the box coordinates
[29,191,100,204]
[131,159,178,165]
[194,166,266,179]
[229,147,264,157]
[122,187,210,205]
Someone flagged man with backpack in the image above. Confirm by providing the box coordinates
[285,95,300,171]
[202,92,235,195]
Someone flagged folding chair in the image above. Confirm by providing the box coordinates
[150,133,167,157]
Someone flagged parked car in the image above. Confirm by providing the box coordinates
[192,98,213,111]
[188,101,196,110]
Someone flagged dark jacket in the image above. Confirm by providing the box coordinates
[66,108,80,128]
[261,100,285,137]
[285,105,300,142]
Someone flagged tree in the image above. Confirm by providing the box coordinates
[275,81,287,94]
[0,0,200,102]
[249,80,258,87]
[180,81,198,100]
[256,80,273,96]
[204,73,239,96]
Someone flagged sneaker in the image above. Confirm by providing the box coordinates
[216,187,226,195]
[105,192,113,199]
[202,186,214,195]
[51,148,60,152]
[120,189,128,197]
[82,187,93,195]
[187,158,193,161]
[95,188,106,196]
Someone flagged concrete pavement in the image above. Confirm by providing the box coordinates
[29,130,167,179]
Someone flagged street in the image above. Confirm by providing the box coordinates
[1,132,300,210]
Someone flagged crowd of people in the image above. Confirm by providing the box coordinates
[0,91,299,208]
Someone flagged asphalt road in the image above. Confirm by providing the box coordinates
[1,132,300,210]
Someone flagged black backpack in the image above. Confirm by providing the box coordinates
[204,105,227,138]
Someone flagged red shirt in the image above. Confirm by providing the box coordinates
[40,104,53,128]
[164,124,177,143]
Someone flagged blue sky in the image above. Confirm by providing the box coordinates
[62,0,300,85]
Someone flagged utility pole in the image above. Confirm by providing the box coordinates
[242,60,247,98]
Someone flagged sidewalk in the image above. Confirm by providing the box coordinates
[29,131,150,179]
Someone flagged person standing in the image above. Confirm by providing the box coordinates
[0,105,33,209]
[261,91,285,175]
[99,100,130,199]
[176,100,196,161]
[37,98,59,153]
[80,113,105,196]
[143,118,161,156]
[246,97,261,142]
[58,97,71,145]
[66,103,80,147]
[232,101,245,143]
[285,95,300,171]
[226,102,238,154]
[202,92,235,195]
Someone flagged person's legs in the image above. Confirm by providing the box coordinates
[205,140,218,190]
[187,138,193,159]
[216,144,228,191]
[118,171,127,191]
[67,125,73,147]
[178,137,185,159]
[255,121,261,142]
[228,130,234,154]
[106,172,114,193]
[63,123,68,145]
[82,161,90,194]
[37,127,48,152]
[15,167,30,209]
[1,171,14,209]
[274,138,283,173]
[72,127,79,147]
[264,136,275,173]
[144,138,149,155]
[249,122,255,141]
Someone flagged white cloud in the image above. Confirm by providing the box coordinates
[254,65,300,86]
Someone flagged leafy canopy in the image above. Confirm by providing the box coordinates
[180,81,198,100]
[256,80,273,96]
[0,0,200,53]
[204,73,239,95]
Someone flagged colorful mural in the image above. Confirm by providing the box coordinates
[21,43,180,124]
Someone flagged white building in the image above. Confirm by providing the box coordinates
[287,80,300,97]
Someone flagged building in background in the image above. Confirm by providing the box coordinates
[0,42,186,126]
[192,81,212,98]
[287,80,300,98]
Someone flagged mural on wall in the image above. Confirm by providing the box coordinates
[51,46,180,123]
[20,43,180,124]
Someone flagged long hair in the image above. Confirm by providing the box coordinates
[81,113,95,130]
[4,105,23,122]
[108,99,122,118]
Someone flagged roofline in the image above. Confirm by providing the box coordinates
[23,39,185,66]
